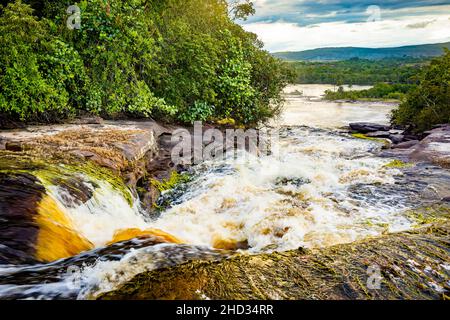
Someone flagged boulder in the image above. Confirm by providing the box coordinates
[0,171,93,264]
[388,134,405,144]
[403,134,420,142]
[69,116,104,125]
[5,141,23,152]
[366,131,391,138]
[349,122,390,133]
[0,138,6,150]
[392,140,419,149]
[409,125,450,168]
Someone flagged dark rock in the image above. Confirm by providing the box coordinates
[442,197,450,202]
[69,116,104,125]
[0,114,26,130]
[99,218,450,300]
[70,150,96,159]
[349,122,390,133]
[0,138,6,150]
[388,134,405,144]
[0,173,44,264]
[392,140,419,149]
[113,131,156,162]
[409,125,450,168]
[366,131,390,138]
[403,134,419,142]
[52,176,96,208]
[5,141,24,152]
[432,124,449,129]
[389,129,404,135]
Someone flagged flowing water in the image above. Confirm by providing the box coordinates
[1,84,449,299]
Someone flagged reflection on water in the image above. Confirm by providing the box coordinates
[279,84,397,128]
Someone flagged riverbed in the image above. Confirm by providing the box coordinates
[0,84,448,299]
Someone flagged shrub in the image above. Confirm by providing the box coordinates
[392,50,450,132]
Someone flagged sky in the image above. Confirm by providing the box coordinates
[239,0,450,52]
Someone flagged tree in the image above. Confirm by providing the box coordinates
[0,0,293,126]
[227,0,255,21]
[392,50,450,132]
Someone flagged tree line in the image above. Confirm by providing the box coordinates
[290,57,427,86]
[0,0,294,126]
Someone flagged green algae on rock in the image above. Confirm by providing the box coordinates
[383,159,414,169]
[351,133,391,149]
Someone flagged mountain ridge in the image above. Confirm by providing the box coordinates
[273,42,450,61]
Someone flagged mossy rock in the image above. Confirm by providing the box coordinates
[99,219,450,300]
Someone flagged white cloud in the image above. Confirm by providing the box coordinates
[243,7,450,51]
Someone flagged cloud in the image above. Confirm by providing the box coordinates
[238,1,450,51]
[242,9,450,52]
[244,0,450,25]
[406,19,436,28]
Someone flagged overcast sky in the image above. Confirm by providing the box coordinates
[239,0,450,52]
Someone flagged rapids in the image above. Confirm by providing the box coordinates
[1,84,448,299]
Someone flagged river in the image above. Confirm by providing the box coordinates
[0,84,447,299]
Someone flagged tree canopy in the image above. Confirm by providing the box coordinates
[0,0,293,126]
[392,50,450,132]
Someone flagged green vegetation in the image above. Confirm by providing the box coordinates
[151,171,190,193]
[0,0,294,126]
[351,133,390,148]
[392,50,450,132]
[383,160,414,169]
[324,83,416,101]
[290,58,427,85]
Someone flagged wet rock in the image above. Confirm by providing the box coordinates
[0,137,6,150]
[275,177,311,187]
[349,122,390,133]
[409,125,450,168]
[392,140,419,149]
[366,131,390,138]
[5,141,23,152]
[403,134,420,142]
[389,129,404,135]
[113,130,156,162]
[99,218,450,300]
[212,238,250,251]
[432,124,449,129]
[70,150,96,159]
[107,228,182,246]
[69,116,104,125]
[52,176,96,208]
[388,134,405,144]
[0,170,94,264]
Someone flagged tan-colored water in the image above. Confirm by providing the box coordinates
[279,84,396,128]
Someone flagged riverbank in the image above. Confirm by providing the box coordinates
[0,120,187,264]
[100,213,450,300]
[0,84,449,300]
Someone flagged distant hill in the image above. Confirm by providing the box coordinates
[273,42,450,61]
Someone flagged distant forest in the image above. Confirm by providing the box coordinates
[290,58,429,85]
[274,42,450,61]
